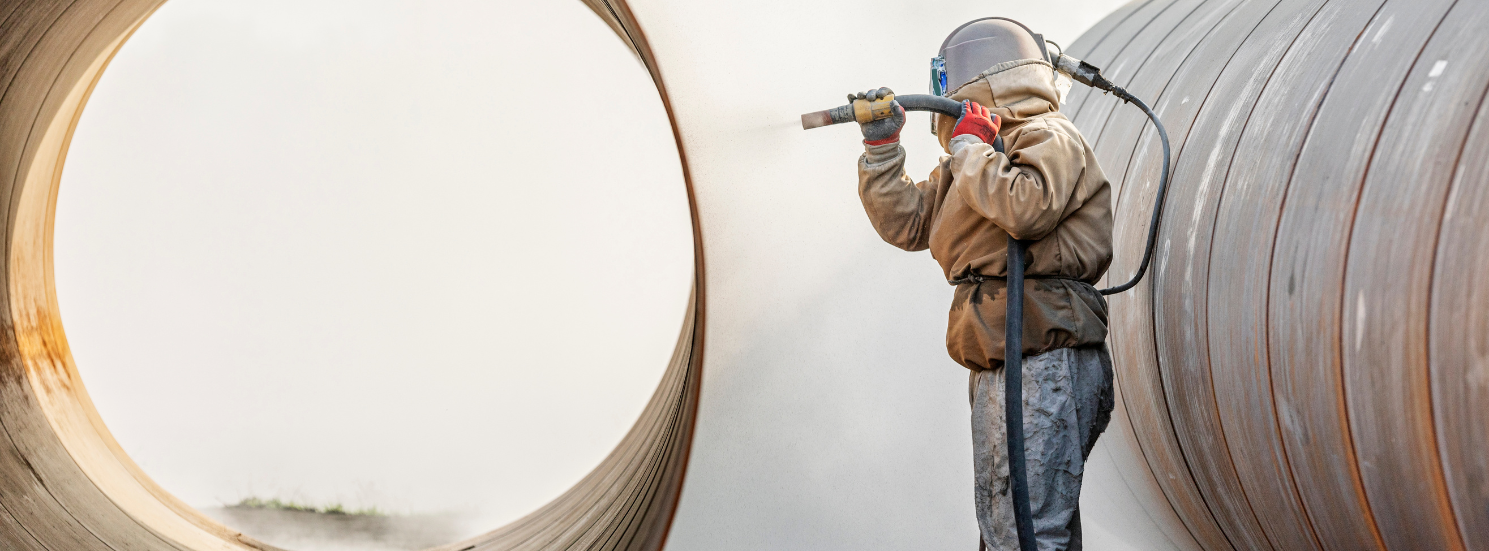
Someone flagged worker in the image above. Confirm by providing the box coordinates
[851,18,1115,551]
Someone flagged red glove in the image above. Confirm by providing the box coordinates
[952,100,1001,145]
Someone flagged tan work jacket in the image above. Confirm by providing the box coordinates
[857,59,1113,370]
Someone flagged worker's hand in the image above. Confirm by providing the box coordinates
[851,87,905,145]
[952,100,1001,145]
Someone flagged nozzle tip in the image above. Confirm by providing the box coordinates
[801,110,834,130]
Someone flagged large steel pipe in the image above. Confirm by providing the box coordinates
[1065,0,1489,549]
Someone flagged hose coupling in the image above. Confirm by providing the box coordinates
[852,93,898,123]
[1054,53,1117,94]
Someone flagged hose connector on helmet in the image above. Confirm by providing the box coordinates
[1054,53,1117,93]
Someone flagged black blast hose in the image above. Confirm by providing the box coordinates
[1004,233,1038,551]
[800,93,963,128]
[800,95,1005,151]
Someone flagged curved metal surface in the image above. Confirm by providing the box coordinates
[1341,2,1488,547]
[1430,60,1489,551]
[1075,1,1291,548]
[1070,0,1489,549]
[1265,0,1458,547]
[0,0,1486,550]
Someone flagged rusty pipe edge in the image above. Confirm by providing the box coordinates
[0,0,706,550]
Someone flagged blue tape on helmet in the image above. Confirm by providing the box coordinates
[930,55,947,96]
[930,55,948,135]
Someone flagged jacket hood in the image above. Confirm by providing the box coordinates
[935,59,1062,153]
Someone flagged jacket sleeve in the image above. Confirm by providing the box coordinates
[947,122,1086,241]
[857,142,940,252]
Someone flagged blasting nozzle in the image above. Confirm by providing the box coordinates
[801,105,855,129]
[801,93,899,130]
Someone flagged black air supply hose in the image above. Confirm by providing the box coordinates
[1095,88,1170,295]
[1054,52,1174,295]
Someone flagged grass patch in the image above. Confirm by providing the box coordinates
[231,497,385,517]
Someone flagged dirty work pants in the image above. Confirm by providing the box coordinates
[971,345,1114,551]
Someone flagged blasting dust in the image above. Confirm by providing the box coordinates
[204,505,468,551]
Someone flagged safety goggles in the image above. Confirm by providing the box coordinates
[930,55,948,97]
